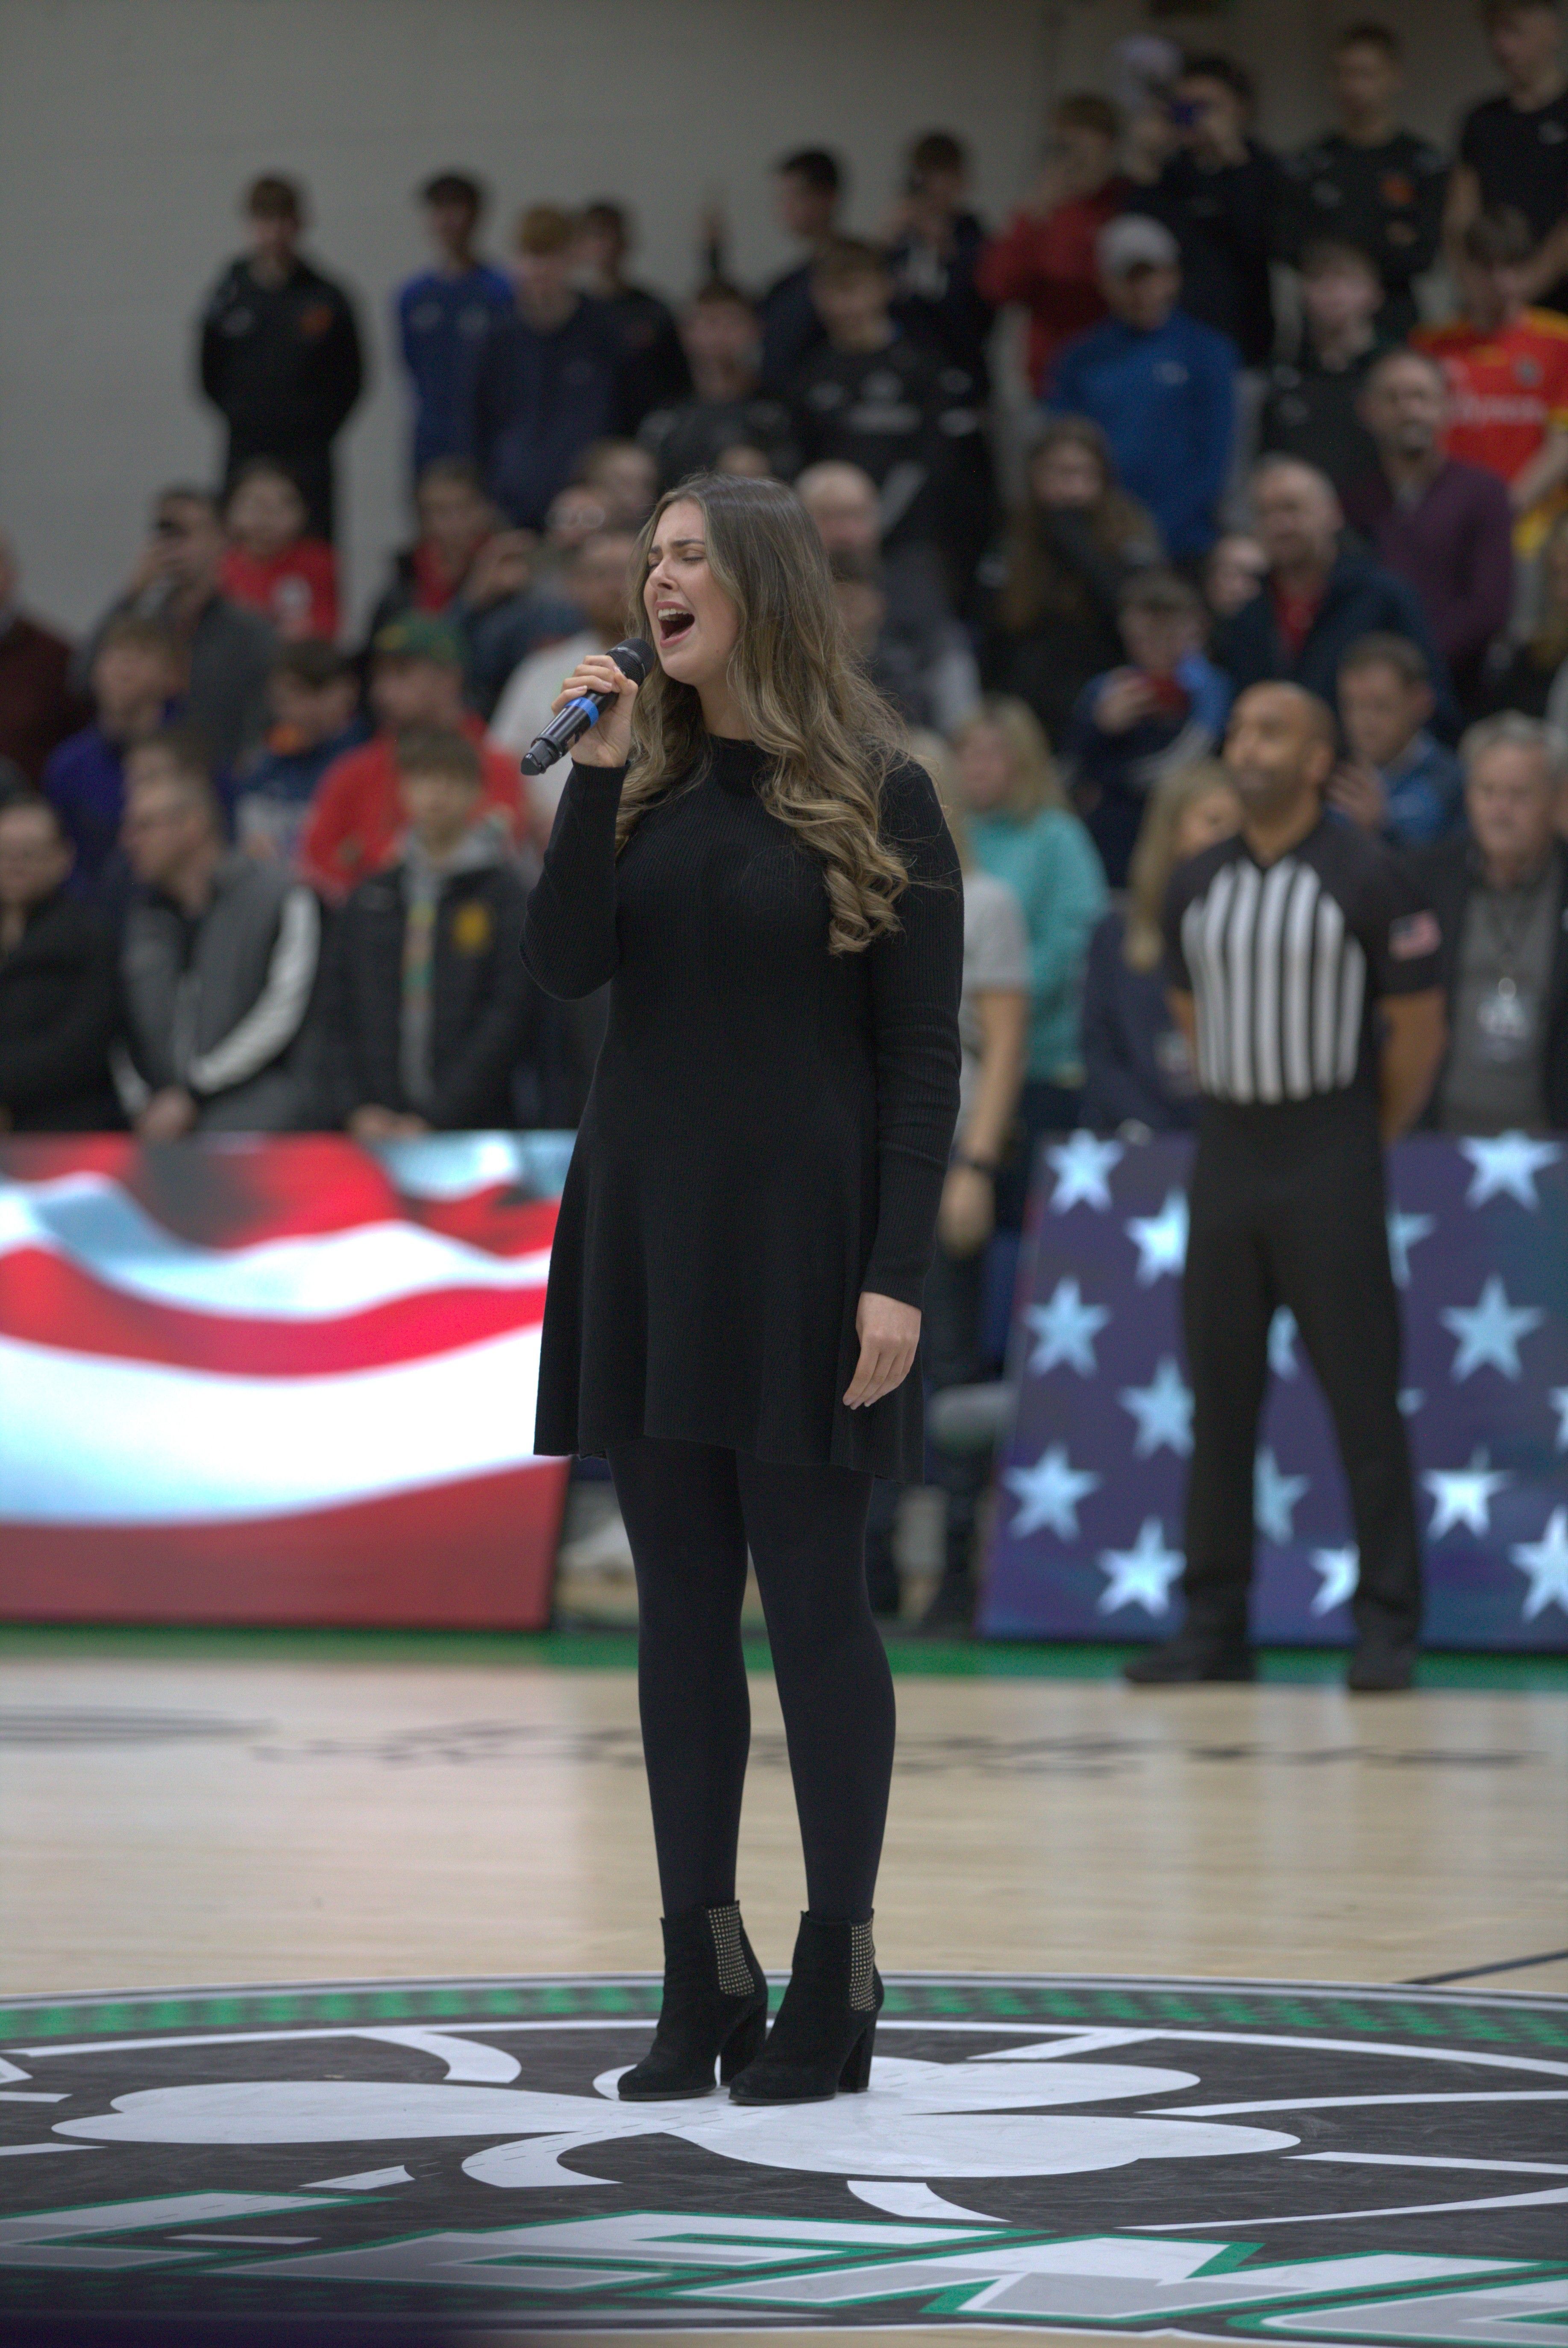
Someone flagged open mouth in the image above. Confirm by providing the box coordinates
[655,605,695,648]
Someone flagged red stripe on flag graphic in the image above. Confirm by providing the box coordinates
[0,1136,570,1628]
[0,1464,567,1628]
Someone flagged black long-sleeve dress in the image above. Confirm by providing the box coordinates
[522,737,963,1481]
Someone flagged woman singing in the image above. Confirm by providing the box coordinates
[522,473,962,2105]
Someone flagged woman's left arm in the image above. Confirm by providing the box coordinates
[848,762,964,1407]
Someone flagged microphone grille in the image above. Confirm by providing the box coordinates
[612,637,655,686]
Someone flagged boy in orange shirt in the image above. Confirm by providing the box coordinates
[1416,205,1568,552]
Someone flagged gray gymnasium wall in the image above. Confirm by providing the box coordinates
[0,0,1501,634]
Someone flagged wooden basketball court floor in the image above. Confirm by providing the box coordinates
[2,1600,1566,2344]
[4,1621,1564,2000]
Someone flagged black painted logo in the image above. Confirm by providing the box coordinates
[2,1976,1565,2337]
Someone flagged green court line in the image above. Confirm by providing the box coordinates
[3,1973,1562,2045]
[0,1620,1563,1689]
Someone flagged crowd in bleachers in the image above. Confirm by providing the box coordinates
[2,0,1567,1185]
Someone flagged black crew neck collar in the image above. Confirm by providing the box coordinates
[705,734,767,794]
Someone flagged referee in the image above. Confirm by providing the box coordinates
[1129,682,1447,1692]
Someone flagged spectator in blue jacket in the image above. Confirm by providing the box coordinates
[234,640,368,865]
[44,616,182,886]
[475,207,620,529]
[1047,215,1239,561]
[1215,454,1456,733]
[396,173,514,483]
[1081,758,1240,1135]
[1332,633,1465,847]
[1065,568,1232,886]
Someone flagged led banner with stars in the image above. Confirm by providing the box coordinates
[981,1133,1568,1652]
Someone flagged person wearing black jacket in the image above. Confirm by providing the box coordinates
[981,417,1161,745]
[574,202,693,436]
[1216,457,1454,731]
[1278,26,1447,343]
[320,727,534,1137]
[1408,713,1568,1134]
[0,795,121,1132]
[882,132,996,390]
[198,176,364,540]
[1138,55,1280,367]
[758,148,844,393]
[639,281,799,491]
[787,240,988,589]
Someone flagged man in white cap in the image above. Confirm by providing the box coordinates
[1047,214,1240,561]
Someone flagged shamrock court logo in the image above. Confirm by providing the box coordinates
[2,1975,1565,2339]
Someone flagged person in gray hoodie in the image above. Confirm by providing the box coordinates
[115,729,320,1135]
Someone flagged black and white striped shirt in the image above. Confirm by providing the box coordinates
[1164,816,1441,1107]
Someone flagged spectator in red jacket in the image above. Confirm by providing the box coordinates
[977,94,1129,396]
[219,459,339,643]
[0,532,88,783]
[299,614,526,901]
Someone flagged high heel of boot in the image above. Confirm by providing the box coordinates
[620,1903,768,2100]
[718,2001,769,2083]
[837,2016,876,2092]
[728,1913,884,2105]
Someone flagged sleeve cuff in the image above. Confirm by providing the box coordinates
[859,1265,928,1312]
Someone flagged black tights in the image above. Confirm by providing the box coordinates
[607,1436,895,1923]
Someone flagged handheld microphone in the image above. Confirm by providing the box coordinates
[518,637,654,776]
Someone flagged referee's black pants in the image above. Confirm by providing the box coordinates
[1181,1098,1422,1649]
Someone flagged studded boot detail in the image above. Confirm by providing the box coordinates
[726,1912,882,2104]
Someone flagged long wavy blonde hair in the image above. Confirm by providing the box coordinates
[1124,760,1240,972]
[615,473,910,954]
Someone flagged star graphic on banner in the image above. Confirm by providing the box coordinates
[1458,1132,1564,1209]
[1118,1357,1194,1457]
[1268,1308,1298,1379]
[1023,1278,1110,1377]
[1386,1207,1436,1289]
[1097,1519,1184,1616]
[1399,1389,1426,1418]
[1551,1389,1568,1453]
[1255,1447,1309,1544]
[1046,1132,1124,1214]
[1441,1275,1546,1382]
[1510,1509,1568,1621]
[1126,1190,1189,1285]
[1308,1545,1360,1617]
[1423,1449,1512,1538]
[1004,1444,1101,1540]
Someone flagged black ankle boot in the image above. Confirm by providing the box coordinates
[727,1912,882,2104]
[619,1903,769,2100]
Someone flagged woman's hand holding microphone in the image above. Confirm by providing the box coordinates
[551,652,641,769]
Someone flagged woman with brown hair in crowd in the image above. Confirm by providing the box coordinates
[981,414,1161,746]
[522,473,962,2107]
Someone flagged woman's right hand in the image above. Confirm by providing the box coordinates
[553,651,640,768]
